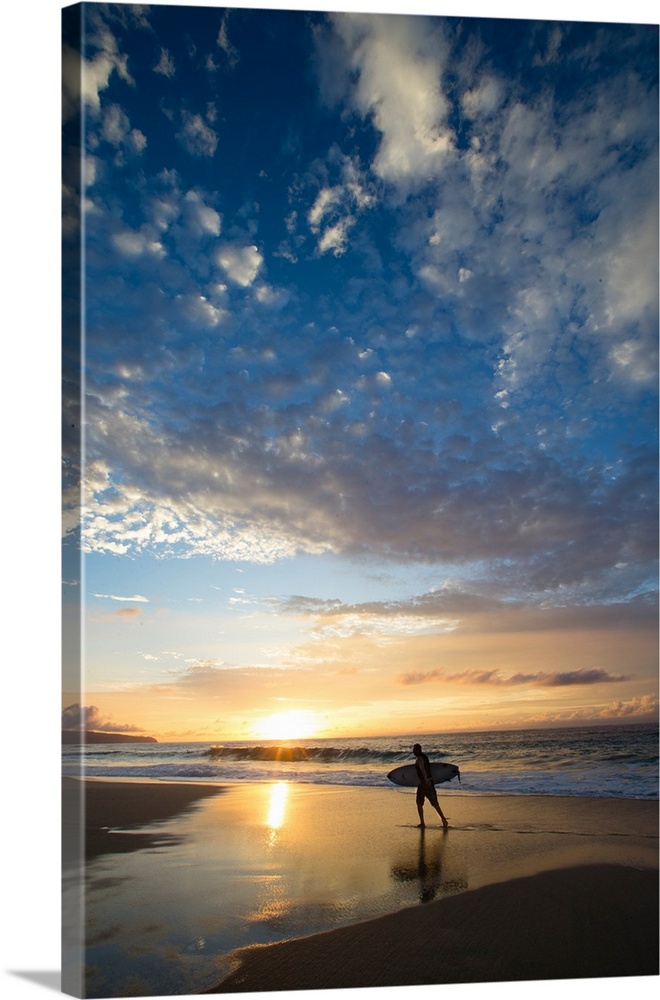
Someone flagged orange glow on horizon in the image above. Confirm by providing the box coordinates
[251,709,323,741]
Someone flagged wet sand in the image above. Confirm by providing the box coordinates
[211,864,658,991]
[63,776,226,861]
[64,778,658,996]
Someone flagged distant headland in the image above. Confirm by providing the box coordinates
[62,730,158,744]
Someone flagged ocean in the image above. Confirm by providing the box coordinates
[62,722,658,800]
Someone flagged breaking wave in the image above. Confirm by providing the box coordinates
[202,744,395,763]
[61,723,658,799]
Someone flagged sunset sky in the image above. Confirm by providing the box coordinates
[61,1,658,743]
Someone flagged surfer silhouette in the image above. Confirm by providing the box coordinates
[413,743,449,829]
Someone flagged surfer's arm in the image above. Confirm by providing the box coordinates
[415,758,432,785]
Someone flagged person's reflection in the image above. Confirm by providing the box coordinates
[390,827,448,903]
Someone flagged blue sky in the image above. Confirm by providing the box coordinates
[60,1,658,740]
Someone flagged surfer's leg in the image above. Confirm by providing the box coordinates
[434,803,449,827]
[429,789,448,827]
[416,786,426,828]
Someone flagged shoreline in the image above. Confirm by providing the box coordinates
[208,863,659,992]
[65,778,659,996]
[62,776,227,862]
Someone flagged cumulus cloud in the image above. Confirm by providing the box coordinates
[81,45,132,114]
[62,9,138,123]
[317,217,356,256]
[177,111,218,157]
[62,704,144,733]
[304,148,376,256]
[215,244,263,286]
[100,104,147,162]
[599,694,658,719]
[254,283,290,310]
[66,8,656,644]
[317,12,658,419]
[326,12,454,187]
[182,190,222,237]
[111,226,165,258]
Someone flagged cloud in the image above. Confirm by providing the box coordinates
[62,704,144,733]
[101,103,130,146]
[181,190,222,237]
[215,243,263,286]
[75,386,657,596]
[81,46,132,114]
[115,608,143,621]
[317,217,356,256]
[599,694,658,719]
[279,587,657,636]
[319,13,658,402]
[65,8,656,638]
[461,75,505,118]
[303,148,376,256]
[326,13,454,188]
[112,226,164,258]
[398,667,632,686]
[177,111,218,157]
[62,7,144,124]
[254,284,290,310]
[67,4,153,118]
[523,694,659,726]
[142,661,299,705]
[154,47,176,77]
[216,11,239,68]
[93,593,150,602]
[308,187,342,230]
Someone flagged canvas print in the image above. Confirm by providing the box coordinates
[61,2,658,998]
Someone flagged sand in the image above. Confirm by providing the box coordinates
[63,776,226,861]
[210,864,658,991]
[63,778,659,996]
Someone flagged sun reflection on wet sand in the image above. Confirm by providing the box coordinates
[266,782,289,845]
[80,785,658,998]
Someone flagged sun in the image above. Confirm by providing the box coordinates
[253,709,321,741]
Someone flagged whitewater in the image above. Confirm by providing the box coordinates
[61,722,658,800]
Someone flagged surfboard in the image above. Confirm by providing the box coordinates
[387,762,460,787]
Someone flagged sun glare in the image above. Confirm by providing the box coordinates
[253,709,321,741]
[266,782,289,830]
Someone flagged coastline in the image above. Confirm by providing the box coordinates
[66,777,659,996]
[209,864,659,992]
[63,776,227,861]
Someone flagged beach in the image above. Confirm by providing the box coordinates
[211,865,658,991]
[63,776,658,997]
